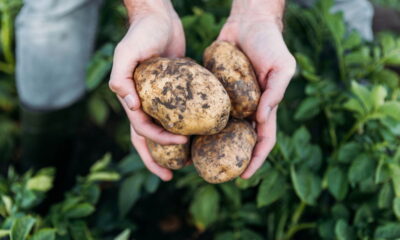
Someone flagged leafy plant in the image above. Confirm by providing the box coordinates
[1,0,400,239]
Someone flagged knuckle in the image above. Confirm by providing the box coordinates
[274,92,285,104]
[114,42,127,55]
[108,80,123,93]
[287,55,297,75]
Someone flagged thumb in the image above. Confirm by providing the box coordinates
[109,43,141,111]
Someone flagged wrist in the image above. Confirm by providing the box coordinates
[124,0,176,23]
[228,0,284,31]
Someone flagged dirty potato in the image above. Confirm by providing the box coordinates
[146,139,189,170]
[134,57,231,135]
[203,41,261,118]
[192,119,257,183]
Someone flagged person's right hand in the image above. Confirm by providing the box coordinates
[109,0,187,181]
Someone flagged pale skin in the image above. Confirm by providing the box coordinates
[109,0,296,181]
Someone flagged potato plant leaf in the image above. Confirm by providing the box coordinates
[189,185,220,231]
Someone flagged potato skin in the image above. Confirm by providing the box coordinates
[146,139,189,170]
[203,41,261,118]
[134,57,231,135]
[192,119,257,183]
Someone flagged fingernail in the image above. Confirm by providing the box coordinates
[124,94,136,110]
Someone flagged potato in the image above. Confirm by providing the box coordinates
[203,41,261,119]
[146,139,189,170]
[192,119,257,183]
[134,57,231,135]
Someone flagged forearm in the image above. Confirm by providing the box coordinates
[228,0,285,30]
[123,0,175,22]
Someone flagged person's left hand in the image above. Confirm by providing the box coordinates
[217,13,296,179]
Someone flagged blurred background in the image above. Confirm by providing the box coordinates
[1,0,400,239]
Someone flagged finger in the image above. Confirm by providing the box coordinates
[241,106,278,179]
[109,42,141,111]
[131,126,173,181]
[256,66,295,123]
[217,24,237,44]
[119,96,188,145]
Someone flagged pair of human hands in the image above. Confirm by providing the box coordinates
[109,1,296,181]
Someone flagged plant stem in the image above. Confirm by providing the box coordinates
[342,119,365,143]
[284,223,317,240]
[291,201,306,225]
[324,108,338,149]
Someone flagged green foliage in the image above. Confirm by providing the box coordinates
[0,0,400,239]
[0,154,127,240]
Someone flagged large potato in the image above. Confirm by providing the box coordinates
[203,41,261,119]
[146,139,189,170]
[192,119,257,183]
[134,57,231,135]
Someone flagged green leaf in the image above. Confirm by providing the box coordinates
[257,169,286,207]
[376,160,391,184]
[327,167,348,201]
[332,204,350,221]
[348,154,375,185]
[292,127,312,159]
[295,53,315,73]
[318,220,335,239]
[379,182,394,209]
[11,216,36,240]
[386,54,400,65]
[1,195,12,214]
[371,85,387,109]
[294,97,321,121]
[237,204,263,226]
[373,69,399,88]
[117,153,145,175]
[88,96,109,127]
[30,229,56,240]
[219,182,241,208]
[0,230,10,238]
[344,98,365,116]
[354,204,373,225]
[118,173,145,217]
[65,203,95,219]
[69,221,93,240]
[114,229,131,240]
[379,101,400,121]
[235,163,270,189]
[144,174,160,194]
[302,71,320,82]
[293,126,311,144]
[277,133,294,161]
[87,172,120,182]
[389,164,400,197]
[189,185,220,231]
[335,219,354,240]
[343,32,362,50]
[350,81,372,112]
[90,153,112,172]
[337,142,361,163]
[26,175,53,192]
[345,48,371,65]
[393,198,400,220]
[290,165,321,205]
[374,223,400,239]
[86,44,113,91]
